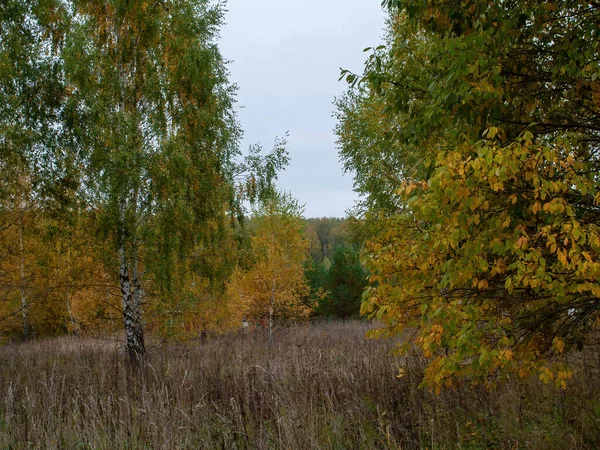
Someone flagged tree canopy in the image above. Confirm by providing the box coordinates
[0,0,288,359]
[228,192,311,341]
[338,0,600,389]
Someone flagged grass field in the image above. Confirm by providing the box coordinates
[1,321,599,449]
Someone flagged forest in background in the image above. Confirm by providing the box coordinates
[0,209,367,343]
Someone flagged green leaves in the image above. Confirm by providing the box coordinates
[235,136,290,208]
[338,0,600,390]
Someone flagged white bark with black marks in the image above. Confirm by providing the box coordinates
[19,207,30,338]
[119,200,145,365]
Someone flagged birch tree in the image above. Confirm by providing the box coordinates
[0,0,67,338]
[63,0,240,363]
[228,192,311,342]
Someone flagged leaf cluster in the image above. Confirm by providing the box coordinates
[339,0,600,390]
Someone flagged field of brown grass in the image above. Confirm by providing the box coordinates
[1,321,599,449]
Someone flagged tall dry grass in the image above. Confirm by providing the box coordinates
[0,321,599,449]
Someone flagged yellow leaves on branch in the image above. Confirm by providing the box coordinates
[361,133,600,391]
[538,365,573,389]
[396,180,428,197]
[227,200,311,326]
[552,337,566,354]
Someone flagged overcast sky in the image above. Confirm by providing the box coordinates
[219,1,386,218]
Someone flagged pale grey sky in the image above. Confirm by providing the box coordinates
[220,1,385,218]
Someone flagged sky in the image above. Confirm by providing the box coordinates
[219,1,386,218]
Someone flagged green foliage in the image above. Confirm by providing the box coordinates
[305,217,349,263]
[0,0,66,170]
[304,258,329,311]
[303,218,368,318]
[338,0,600,389]
[235,137,290,208]
[1,0,289,346]
[62,0,237,280]
[318,245,367,318]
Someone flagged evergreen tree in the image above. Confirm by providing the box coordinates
[321,244,366,318]
[304,258,329,313]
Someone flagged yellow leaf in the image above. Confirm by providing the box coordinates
[558,250,568,266]
[553,337,565,354]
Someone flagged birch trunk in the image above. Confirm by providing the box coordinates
[19,209,30,338]
[119,246,145,364]
[131,255,144,354]
[119,201,145,364]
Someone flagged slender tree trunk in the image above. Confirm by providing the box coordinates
[119,201,145,365]
[131,254,145,354]
[269,301,274,344]
[19,210,30,339]
[65,287,77,334]
[269,230,275,344]
[119,246,145,364]
[64,247,77,334]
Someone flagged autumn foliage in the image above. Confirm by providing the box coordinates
[338,0,600,389]
[228,193,311,338]
[362,131,600,390]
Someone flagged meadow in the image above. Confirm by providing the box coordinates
[1,321,599,449]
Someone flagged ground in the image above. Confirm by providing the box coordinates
[0,321,599,449]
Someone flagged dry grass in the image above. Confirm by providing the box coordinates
[0,321,599,449]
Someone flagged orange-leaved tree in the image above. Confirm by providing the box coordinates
[228,192,310,341]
